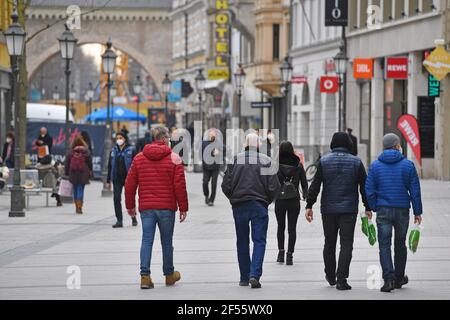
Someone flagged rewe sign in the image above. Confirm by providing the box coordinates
[385,57,409,79]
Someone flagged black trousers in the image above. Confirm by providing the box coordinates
[275,199,300,253]
[113,181,125,223]
[321,213,357,282]
[203,169,219,202]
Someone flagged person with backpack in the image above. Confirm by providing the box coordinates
[65,134,93,214]
[107,131,138,228]
[275,141,308,265]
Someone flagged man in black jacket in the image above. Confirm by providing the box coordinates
[202,131,221,206]
[347,128,358,156]
[305,132,371,291]
[35,127,53,163]
[222,133,280,289]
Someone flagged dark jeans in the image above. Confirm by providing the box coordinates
[376,207,410,281]
[275,199,300,253]
[113,181,125,223]
[232,200,269,282]
[73,184,85,201]
[203,168,219,202]
[321,213,357,282]
[140,210,175,276]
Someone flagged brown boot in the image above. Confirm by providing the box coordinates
[78,201,83,214]
[75,200,82,214]
[165,271,181,286]
[140,275,154,289]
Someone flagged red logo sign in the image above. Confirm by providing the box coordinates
[354,58,374,79]
[320,76,339,93]
[385,56,409,79]
[291,76,308,84]
[397,114,422,166]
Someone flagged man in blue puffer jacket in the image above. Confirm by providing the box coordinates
[366,133,423,293]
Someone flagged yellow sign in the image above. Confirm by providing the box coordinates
[0,43,11,69]
[423,45,450,81]
[208,69,229,80]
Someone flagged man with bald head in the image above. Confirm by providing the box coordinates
[35,127,53,163]
[222,132,280,289]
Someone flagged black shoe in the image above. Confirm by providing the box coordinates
[395,275,408,289]
[325,275,337,286]
[239,281,249,287]
[286,252,293,266]
[380,280,396,292]
[56,201,63,207]
[207,200,214,207]
[205,196,209,205]
[336,280,352,291]
[112,222,123,228]
[277,250,285,263]
[249,278,261,289]
[132,217,138,227]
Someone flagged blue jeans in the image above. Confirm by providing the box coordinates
[73,184,85,201]
[140,210,175,276]
[376,207,410,281]
[232,200,269,282]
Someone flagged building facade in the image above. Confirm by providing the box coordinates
[346,0,449,179]
[289,0,343,161]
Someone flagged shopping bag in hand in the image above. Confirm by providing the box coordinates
[58,178,73,197]
[408,223,422,253]
[368,220,377,246]
[360,212,369,237]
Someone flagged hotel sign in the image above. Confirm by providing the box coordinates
[211,0,230,80]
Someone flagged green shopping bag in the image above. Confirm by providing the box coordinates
[368,220,377,246]
[408,223,422,253]
[360,212,369,237]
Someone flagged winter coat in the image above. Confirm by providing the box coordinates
[365,149,423,215]
[306,147,370,214]
[107,144,135,184]
[35,134,53,155]
[2,142,14,168]
[221,149,281,207]
[65,145,93,185]
[202,140,221,171]
[125,141,188,213]
[276,152,308,201]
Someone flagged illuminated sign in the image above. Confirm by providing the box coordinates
[211,0,230,80]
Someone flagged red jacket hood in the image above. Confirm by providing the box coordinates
[143,141,172,161]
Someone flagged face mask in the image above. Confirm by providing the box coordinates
[116,139,124,146]
[6,138,12,143]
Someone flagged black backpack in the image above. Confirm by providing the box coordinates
[278,173,299,200]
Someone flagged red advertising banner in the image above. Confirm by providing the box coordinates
[320,76,339,93]
[397,114,422,166]
[385,56,409,79]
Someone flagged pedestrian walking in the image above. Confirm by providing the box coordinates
[125,127,188,289]
[1,131,15,168]
[107,131,138,228]
[221,133,281,289]
[202,130,221,206]
[65,134,93,214]
[347,128,358,156]
[305,132,371,291]
[275,141,308,265]
[365,133,423,293]
[136,130,152,153]
[35,127,53,163]
[36,159,62,207]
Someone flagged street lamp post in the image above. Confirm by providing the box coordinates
[58,24,78,155]
[334,47,348,132]
[162,73,171,127]
[234,63,246,129]
[86,82,94,123]
[133,75,143,139]
[280,56,293,141]
[195,69,206,131]
[4,8,26,217]
[101,39,117,197]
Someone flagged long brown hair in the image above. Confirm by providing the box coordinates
[71,134,87,149]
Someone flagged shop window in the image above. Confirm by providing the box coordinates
[394,0,406,19]
[383,0,394,22]
[422,0,436,13]
[301,84,310,105]
[273,24,280,61]
[360,0,369,28]
[409,0,420,15]
[418,97,435,158]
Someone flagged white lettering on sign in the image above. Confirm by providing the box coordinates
[357,64,369,72]
[388,65,407,72]
[400,120,419,147]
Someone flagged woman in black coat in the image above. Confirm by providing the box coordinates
[275,141,308,265]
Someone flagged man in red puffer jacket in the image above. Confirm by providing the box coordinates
[125,126,188,290]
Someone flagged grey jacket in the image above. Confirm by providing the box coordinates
[221,150,281,207]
